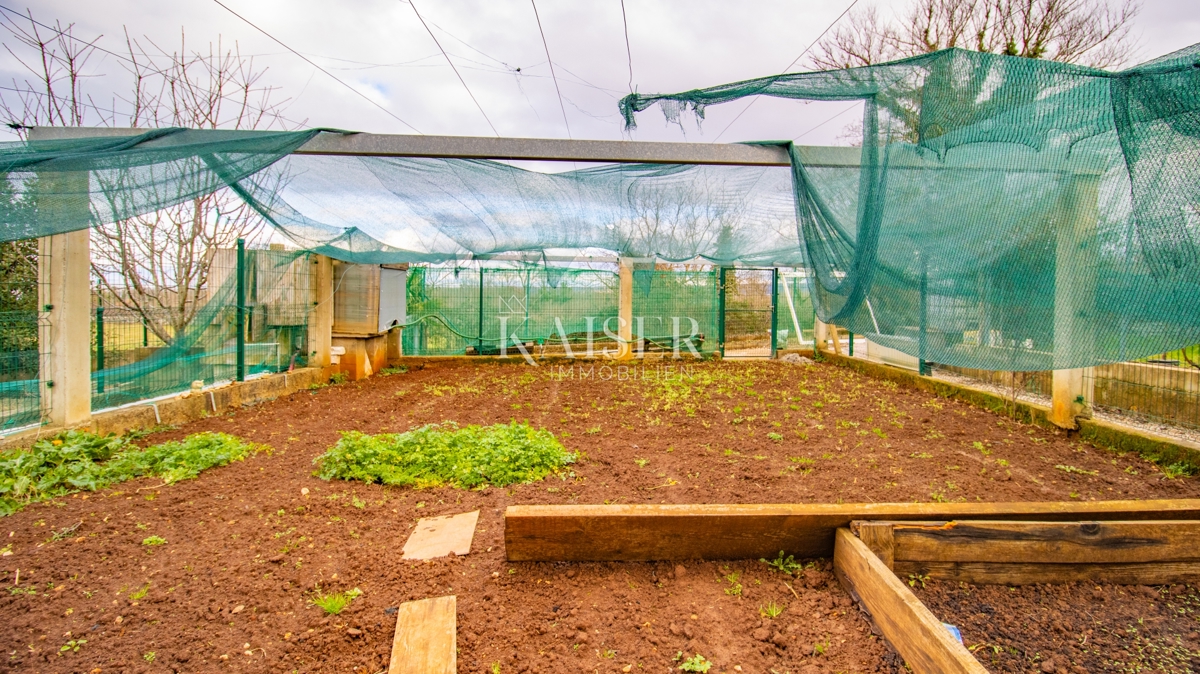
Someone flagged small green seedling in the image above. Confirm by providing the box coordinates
[723,571,742,596]
[760,600,785,619]
[678,653,713,672]
[59,639,86,654]
[142,535,167,546]
[129,583,150,601]
[761,550,804,575]
[143,651,156,662]
[310,587,362,615]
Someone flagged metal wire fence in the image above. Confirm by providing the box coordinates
[0,239,45,431]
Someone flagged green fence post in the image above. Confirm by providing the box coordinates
[95,306,104,394]
[717,267,727,358]
[919,258,929,376]
[477,267,485,353]
[141,315,149,347]
[770,268,779,359]
[848,331,855,356]
[236,238,246,382]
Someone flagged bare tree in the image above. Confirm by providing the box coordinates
[812,0,1140,70]
[0,10,297,343]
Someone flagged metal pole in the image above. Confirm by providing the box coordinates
[141,315,149,347]
[849,330,855,357]
[236,238,246,382]
[717,267,727,358]
[919,257,929,376]
[477,267,485,352]
[95,306,104,394]
[770,268,779,359]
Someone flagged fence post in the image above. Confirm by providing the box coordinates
[1050,174,1099,428]
[617,258,634,360]
[141,315,148,347]
[918,257,930,376]
[477,267,485,352]
[38,231,92,428]
[236,238,246,382]
[717,267,727,358]
[95,306,105,394]
[770,268,779,359]
[307,254,333,367]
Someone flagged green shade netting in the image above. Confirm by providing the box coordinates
[622,45,1200,370]
[0,44,1197,372]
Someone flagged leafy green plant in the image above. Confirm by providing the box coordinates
[760,550,804,575]
[0,431,268,516]
[142,536,166,546]
[380,365,408,375]
[1161,463,1196,479]
[329,372,349,385]
[759,600,784,619]
[129,583,150,601]
[767,432,783,442]
[678,653,713,672]
[314,422,576,489]
[813,638,830,656]
[59,639,86,654]
[310,587,362,615]
[907,573,930,589]
[143,651,156,662]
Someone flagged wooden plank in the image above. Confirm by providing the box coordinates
[855,522,895,569]
[890,520,1200,565]
[388,595,456,674]
[402,510,480,560]
[503,500,1200,562]
[894,560,1200,586]
[833,528,987,674]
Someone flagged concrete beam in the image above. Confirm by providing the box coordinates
[39,229,92,427]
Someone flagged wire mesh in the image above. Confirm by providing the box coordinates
[90,247,310,411]
[0,238,43,430]
[632,268,718,356]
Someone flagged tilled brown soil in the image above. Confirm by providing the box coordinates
[916,580,1200,672]
[2,359,1198,674]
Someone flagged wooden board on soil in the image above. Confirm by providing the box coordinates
[504,500,1200,561]
[402,510,479,560]
[388,595,456,674]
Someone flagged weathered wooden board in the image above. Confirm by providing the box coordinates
[833,528,987,674]
[403,510,480,560]
[504,500,1200,562]
[894,560,1200,586]
[855,522,896,569]
[889,520,1200,565]
[388,595,456,674]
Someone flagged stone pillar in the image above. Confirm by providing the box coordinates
[39,229,92,428]
[307,254,333,368]
[616,258,634,360]
[1050,174,1100,429]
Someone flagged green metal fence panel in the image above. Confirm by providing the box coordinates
[632,269,718,356]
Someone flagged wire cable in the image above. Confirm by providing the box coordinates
[710,0,860,142]
[529,0,571,139]
[209,0,422,134]
[619,0,634,94]
[792,101,860,141]
[405,0,499,136]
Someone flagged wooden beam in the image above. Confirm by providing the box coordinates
[890,520,1200,565]
[854,522,895,569]
[833,528,987,674]
[503,500,1200,562]
[893,560,1200,586]
[388,595,456,674]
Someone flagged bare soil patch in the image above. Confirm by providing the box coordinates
[2,359,1198,673]
[915,580,1200,672]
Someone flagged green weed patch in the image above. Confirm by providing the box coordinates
[314,421,576,489]
[0,431,268,515]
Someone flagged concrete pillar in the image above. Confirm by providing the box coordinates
[39,229,92,427]
[814,319,828,353]
[308,254,333,367]
[1050,174,1100,429]
[616,258,634,360]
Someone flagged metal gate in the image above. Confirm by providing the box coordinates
[719,268,778,359]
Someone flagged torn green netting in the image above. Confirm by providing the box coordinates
[622,45,1200,370]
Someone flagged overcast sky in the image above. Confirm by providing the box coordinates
[3,0,1198,148]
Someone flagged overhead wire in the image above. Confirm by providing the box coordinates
[405,0,499,136]
[619,0,634,94]
[710,0,860,143]
[209,0,423,134]
[529,0,572,139]
[792,101,860,140]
